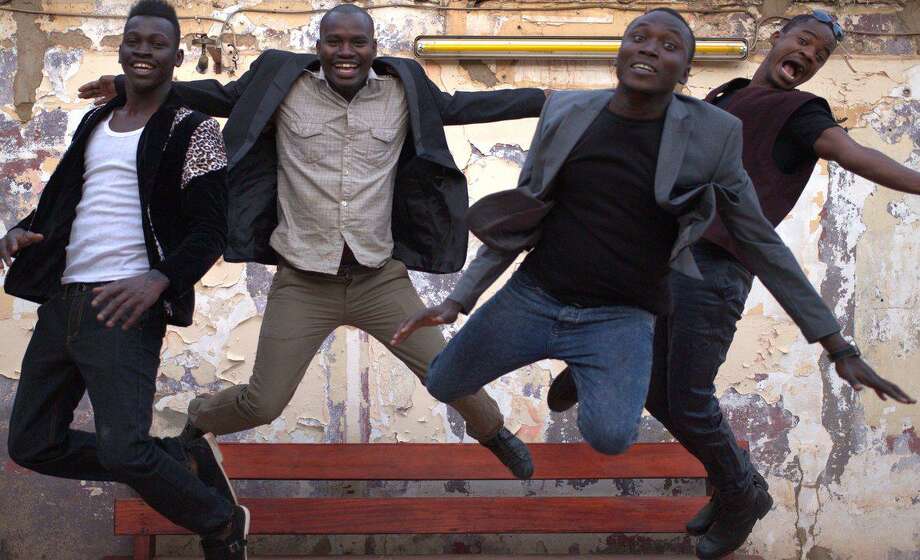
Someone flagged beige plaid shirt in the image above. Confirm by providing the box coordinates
[271,67,409,273]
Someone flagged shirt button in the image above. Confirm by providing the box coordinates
[344,169,349,176]
[341,200,348,207]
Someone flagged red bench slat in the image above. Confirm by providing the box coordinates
[116,496,711,535]
[215,442,737,480]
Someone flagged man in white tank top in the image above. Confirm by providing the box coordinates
[1,2,248,558]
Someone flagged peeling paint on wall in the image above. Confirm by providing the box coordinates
[1,1,919,559]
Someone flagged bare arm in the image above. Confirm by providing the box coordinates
[814,127,920,195]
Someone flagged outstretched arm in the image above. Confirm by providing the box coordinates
[419,62,547,125]
[78,53,266,117]
[715,121,914,404]
[814,127,920,195]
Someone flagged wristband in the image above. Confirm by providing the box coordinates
[827,343,860,363]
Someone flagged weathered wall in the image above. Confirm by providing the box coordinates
[1,1,918,558]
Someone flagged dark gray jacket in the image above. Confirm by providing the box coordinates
[452,89,840,343]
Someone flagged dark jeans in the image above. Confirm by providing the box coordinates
[7,283,233,536]
[427,270,655,455]
[646,240,755,497]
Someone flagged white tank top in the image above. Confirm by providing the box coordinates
[62,114,150,284]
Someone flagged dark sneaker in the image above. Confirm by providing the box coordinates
[687,470,768,536]
[201,505,250,560]
[178,417,205,447]
[695,482,773,559]
[547,368,578,412]
[186,433,238,506]
[482,427,534,479]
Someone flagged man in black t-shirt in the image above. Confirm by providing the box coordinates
[547,11,920,558]
[396,9,913,559]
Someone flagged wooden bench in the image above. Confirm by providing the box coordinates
[109,441,748,560]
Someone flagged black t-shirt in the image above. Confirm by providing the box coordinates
[521,108,677,315]
[713,90,839,174]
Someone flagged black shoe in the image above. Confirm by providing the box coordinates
[687,470,768,536]
[696,482,773,559]
[547,368,578,412]
[686,490,720,536]
[482,427,534,479]
[178,418,205,446]
[201,505,250,560]
[186,433,238,505]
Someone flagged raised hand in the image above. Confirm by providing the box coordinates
[0,228,44,271]
[391,299,463,346]
[91,270,170,330]
[77,75,117,106]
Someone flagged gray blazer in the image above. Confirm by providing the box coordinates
[449,89,841,343]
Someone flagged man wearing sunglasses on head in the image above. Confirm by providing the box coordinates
[547,10,920,559]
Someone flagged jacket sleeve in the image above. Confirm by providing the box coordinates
[446,97,551,313]
[116,53,266,118]
[152,118,229,299]
[419,63,545,125]
[712,120,840,343]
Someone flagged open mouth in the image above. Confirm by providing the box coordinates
[129,61,156,75]
[630,62,657,74]
[333,62,359,78]
[779,59,805,82]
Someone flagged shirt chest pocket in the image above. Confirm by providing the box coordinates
[290,122,326,164]
[362,127,399,166]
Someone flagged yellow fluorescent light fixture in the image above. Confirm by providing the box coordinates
[415,36,748,61]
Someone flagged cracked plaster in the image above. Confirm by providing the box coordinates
[1,1,919,559]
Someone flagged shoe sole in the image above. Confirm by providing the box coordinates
[686,519,713,537]
[204,433,239,505]
[695,493,774,559]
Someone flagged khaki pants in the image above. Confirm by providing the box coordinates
[188,259,504,442]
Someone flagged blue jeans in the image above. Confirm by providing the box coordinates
[427,270,655,455]
[645,240,755,496]
[7,283,233,536]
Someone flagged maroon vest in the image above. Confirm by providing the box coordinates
[702,79,823,261]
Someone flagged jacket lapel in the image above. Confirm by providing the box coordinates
[136,92,181,203]
[381,58,424,152]
[233,53,312,168]
[653,95,690,207]
[536,91,612,195]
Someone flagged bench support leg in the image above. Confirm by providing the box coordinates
[133,535,155,560]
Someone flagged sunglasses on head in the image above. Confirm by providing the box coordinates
[812,10,845,41]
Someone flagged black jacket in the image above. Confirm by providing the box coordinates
[4,90,229,327]
[148,50,546,273]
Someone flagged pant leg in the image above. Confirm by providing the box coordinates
[645,314,688,441]
[7,292,104,479]
[25,287,232,535]
[424,269,557,409]
[663,243,755,495]
[551,304,656,456]
[189,262,345,435]
[345,260,504,442]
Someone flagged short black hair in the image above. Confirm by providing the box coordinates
[319,4,375,38]
[126,0,181,47]
[781,13,838,43]
[628,7,696,62]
